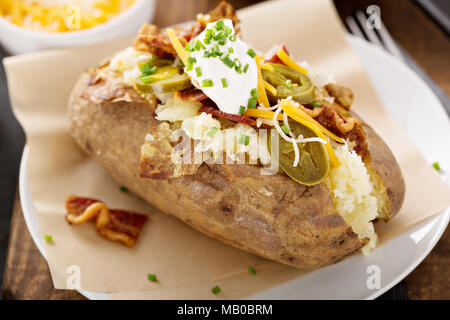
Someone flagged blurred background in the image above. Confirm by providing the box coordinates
[0,0,448,300]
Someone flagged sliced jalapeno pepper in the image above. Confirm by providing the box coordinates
[268,120,329,185]
[262,63,315,104]
[135,66,192,93]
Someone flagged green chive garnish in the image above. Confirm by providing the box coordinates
[147,273,157,282]
[229,35,236,42]
[239,133,250,146]
[239,106,246,115]
[216,19,224,29]
[140,74,154,84]
[202,79,214,87]
[248,266,256,275]
[140,62,157,76]
[247,48,256,58]
[432,162,441,172]
[221,78,228,88]
[119,185,128,192]
[195,39,205,51]
[195,66,202,77]
[207,127,219,137]
[247,97,257,109]
[310,101,323,108]
[250,88,259,98]
[286,79,292,88]
[212,285,221,295]
[243,63,249,73]
[186,56,196,72]
[228,47,234,53]
[222,56,234,68]
[281,124,290,134]
[44,235,53,242]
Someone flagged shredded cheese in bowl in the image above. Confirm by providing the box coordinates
[0,0,135,32]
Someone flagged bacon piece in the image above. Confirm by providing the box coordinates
[199,105,258,127]
[65,195,148,247]
[265,45,290,64]
[302,103,368,158]
[134,23,188,58]
[174,88,208,102]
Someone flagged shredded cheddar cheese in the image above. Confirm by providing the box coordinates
[260,63,274,71]
[255,55,271,108]
[166,28,189,65]
[276,48,308,75]
[0,0,134,32]
[281,100,339,166]
[263,80,277,96]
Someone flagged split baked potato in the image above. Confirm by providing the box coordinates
[67,2,405,269]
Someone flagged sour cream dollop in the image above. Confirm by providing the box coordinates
[184,19,258,115]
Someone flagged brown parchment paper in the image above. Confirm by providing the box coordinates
[4,0,450,299]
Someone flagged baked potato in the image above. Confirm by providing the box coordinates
[67,2,405,269]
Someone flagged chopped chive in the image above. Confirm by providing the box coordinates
[119,185,128,192]
[247,97,257,109]
[228,47,234,53]
[44,235,53,242]
[195,39,205,51]
[239,133,250,146]
[222,56,235,68]
[212,285,221,295]
[286,79,292,88]
[216,19,224,29]
[140,62,157,76]
[218,39,226,46]
[213,44,221,55]
[207,127,219,137]
[235,66,242,73]
[147,273,157,282]
[250,88,259,98]
[195,66,202,77]
[248,266,256,275]
[224,27,232,36]
[281,124,291,134]
[243,63,249,73]
[432,162,441,172]
[221,78,228,88]
[310,101,323,108]
[140,74,154,84]
[229,35,236,42]
[239,106,246,115]
[186,56,196,72]
[202,79,214,87]
[247,48,256,58]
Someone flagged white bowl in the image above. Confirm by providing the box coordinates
[0,0,155,55]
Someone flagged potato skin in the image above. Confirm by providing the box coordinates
[68,72,402,269]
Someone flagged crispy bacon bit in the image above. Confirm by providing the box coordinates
[265,45,290,64]
[209,1,240,29]
[199,105,258,127]
[302,103,368,158]
[175,88,208,102]
[65,195,148,247]
[134,2,240,57]
[324,83,354,110]
[134,24,188,58]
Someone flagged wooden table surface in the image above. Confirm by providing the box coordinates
[2,0,449,300]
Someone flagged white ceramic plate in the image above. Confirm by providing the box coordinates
[19,35,450,300]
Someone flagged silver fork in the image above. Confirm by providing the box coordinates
[345,10,450,116]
